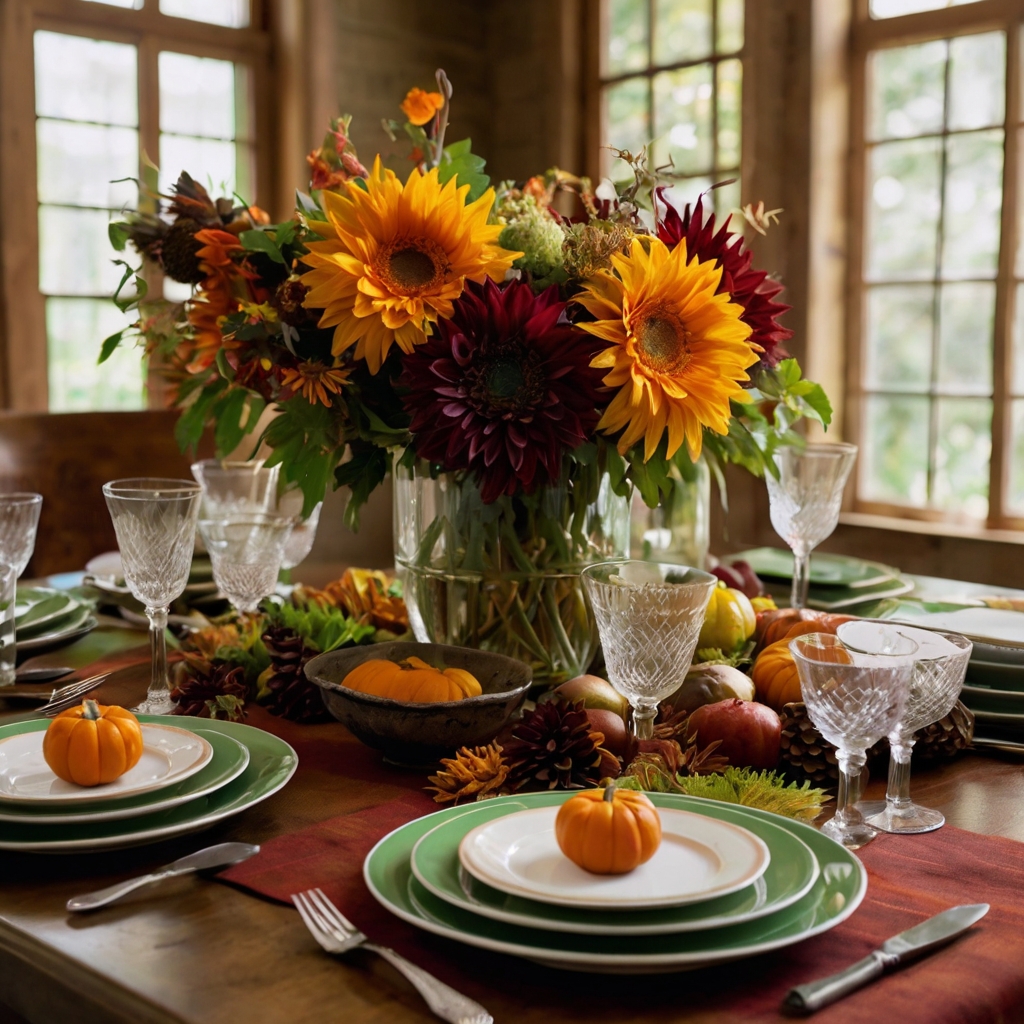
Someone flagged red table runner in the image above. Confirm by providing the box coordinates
[219,793,1024,1023]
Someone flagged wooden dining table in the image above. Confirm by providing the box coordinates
[1,622,1023,1024]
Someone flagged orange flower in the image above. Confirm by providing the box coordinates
[185,229,247,372]
[279,361,352,406]
[307,151,347,191]
[401,87,444,126]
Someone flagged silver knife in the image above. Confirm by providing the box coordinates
[783,903,989,1014]
[66,842,259,912]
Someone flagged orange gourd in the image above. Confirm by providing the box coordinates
[42,700,144,787]
[751,638,803,711]
[341,657,482,703]
[756,609,855,651]
[555,782,662,875]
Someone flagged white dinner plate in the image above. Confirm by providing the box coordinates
[0,723,213,806]
[458,805,770,910]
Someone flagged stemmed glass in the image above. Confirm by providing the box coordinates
[838,621,972,834]
[790,630,916,848]
[191,459,280,517]
[0,493,43,686]
[275,488,323,573]
[103,479,202,714]
[198,514,294,615]
[766,443,857,608]
[581,560,717,742]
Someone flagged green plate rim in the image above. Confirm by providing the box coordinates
[732,548,899,589]
[364,792,866,970]
[411,798,819,935]
[0,715,297,852]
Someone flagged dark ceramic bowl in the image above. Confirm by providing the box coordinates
[304,641,532,766]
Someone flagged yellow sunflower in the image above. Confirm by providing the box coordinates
[299,156,521,373]
[576,236,757,461]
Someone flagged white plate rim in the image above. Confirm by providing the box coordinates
[0,723,214,806]
[457,805,771,910]
[411,806,818,935]
[0,731,249,824]
[16,613,97,653]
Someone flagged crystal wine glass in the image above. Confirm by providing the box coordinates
[191,459,280,518]
[0,492,43,686]
[103,479,202,714]
[275,487,322,572]
[790,630,916,848]
[581,560,717,742]
[838,621,972,834]
[198,514,294,615]
[766,443,857,609]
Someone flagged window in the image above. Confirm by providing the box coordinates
[1,0,268,413]
[599,0,744,216]
[849,1,1024,529]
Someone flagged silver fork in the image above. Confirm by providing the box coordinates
[291,888,492,1024]
[36,673,109,717]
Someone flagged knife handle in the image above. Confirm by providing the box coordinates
[784,950,901,1013]
[66,870,173,913]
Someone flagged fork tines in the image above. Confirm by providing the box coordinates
[38,673,109,717]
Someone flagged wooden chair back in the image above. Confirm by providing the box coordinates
[0,410,213,576]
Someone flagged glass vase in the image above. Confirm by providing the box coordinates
[630,457,711,567]
[393,458,631,688]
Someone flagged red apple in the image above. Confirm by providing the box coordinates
[687,699,781,770]
[584,708,630,759]
[553,675,629,719]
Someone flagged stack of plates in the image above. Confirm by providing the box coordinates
[364,791,866,972]
[0,715,297,852]
[728,548,912,611]
[14,587,97,653]
[85,552,217,597]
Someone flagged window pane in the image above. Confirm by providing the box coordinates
[717,59,742,168]
[34,32,137,128]
[717,0,744,53]
[937,282,994,395]
[933,397,991,516]
[870,0,984,17]
[604,77,650,179]
[46,299,143,412]
[653,65,713,174]
[712,177,740,220]
[861,394,930,505]
[83,0,141,7]
[864,284,933,391]
[941,129,1003,280]
[947,32,1005,131]
[159,135,240,198]
[38,207,124,296]
[867,137,942,281]
[1007,399,1024,512]
[654,0,712,66]
[661,178,714,221]
[606,0,648,76]
[159,0,250,28]
[159,52,240,139]
[37,120,138,209]
[869,39,946,141]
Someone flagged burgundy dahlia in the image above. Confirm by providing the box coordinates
[399,278,604,503]
[656,188,792,368]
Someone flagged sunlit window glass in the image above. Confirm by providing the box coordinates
[159,0,249,29]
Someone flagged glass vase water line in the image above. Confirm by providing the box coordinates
[393,458,631,688]
[630,457,711,568]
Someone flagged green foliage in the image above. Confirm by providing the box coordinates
[204,694,247,721]
[264,599,375,653]
[335,444,390,530]
[438,139,490,202]
[239,229,285,264]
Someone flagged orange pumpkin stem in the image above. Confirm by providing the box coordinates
[82,699,101,721]
[603,781,616,803]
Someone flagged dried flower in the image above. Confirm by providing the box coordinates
[427,743,509,804]
[280,361,352,407]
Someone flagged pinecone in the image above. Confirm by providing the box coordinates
[272,278,319,327]
[161,217,205,284]
[258,625,331,724]
[503,700,607,792]
[426,743,510,804]
[170,659,249,720]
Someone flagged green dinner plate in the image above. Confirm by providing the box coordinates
[411,798,819,935]
[732,548,899,589]
[965,660,1024,692]
[16,608,97,653]
[365,792,866,973]
[0,725,249,824]
[962,684,1024,714]
[0,716,297,852]
[14,588,79,635]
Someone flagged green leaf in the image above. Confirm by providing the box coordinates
[334,446,389,530]
[108,221,131,252]
[273,220,298,248]
[295,190,321,217]
[799,382,833,426]
[174,378,227,453]
[213,387,250,455]
[239,229,285,264]
[215,348,236,382]
[437,138,490,202]
[98,329,126,364]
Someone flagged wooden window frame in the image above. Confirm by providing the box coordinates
[0,0,274,413]
[847,0,1024,532]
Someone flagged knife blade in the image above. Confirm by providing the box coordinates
[66,842,259,912]
[783,903,989,1014]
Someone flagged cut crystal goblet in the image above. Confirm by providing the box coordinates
[581,560,717,743]
[191,459,280,518]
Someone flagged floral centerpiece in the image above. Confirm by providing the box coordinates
[106,71,831,687]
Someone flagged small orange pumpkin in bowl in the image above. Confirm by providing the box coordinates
[42,700,144,786]
[342,656,482,702]
[555,781,662,875]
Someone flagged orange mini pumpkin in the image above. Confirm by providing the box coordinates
[751,638,802,711]
[555,782,662,875]
[42,700,144,787]
[341,657,482,703]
